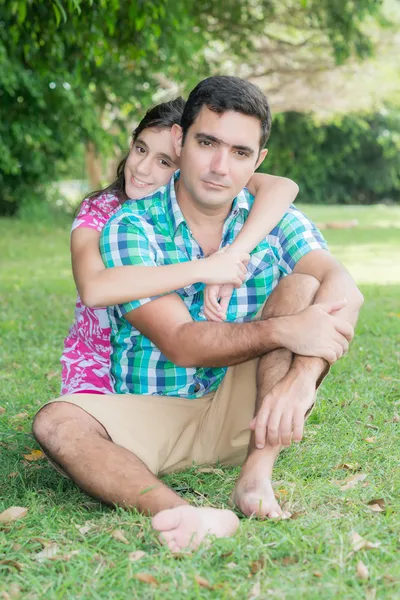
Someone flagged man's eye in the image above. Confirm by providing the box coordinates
[199,140,212,147]
[236,151,248,158]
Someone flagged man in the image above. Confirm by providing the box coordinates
[33,76,363,552]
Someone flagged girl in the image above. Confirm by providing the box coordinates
[61,97,299,396]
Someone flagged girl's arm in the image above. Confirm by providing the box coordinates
[229,173,299,253]
[203,174,299,322]
[71,228,249,308]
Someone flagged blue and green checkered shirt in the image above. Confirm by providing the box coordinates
[100,171,327,398]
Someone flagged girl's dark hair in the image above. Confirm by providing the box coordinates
[78,96,185,211]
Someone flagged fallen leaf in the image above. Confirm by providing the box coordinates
[226,562,238,569]
[110,529,129,544]
[350,531,381,552]
[8,472,18,479]
[14,412,28,420]
[23,450,44,462]
[356,560,369,580]
[289,511,305,520]
[367,498,386,512]
[46,371,59,380]
[0,406,5,415]
[194,575,214,589]
[313,571,322,577]
[365,364,373,372]
[340,473,367,490]
[334,463,361,471]
[5,583,21,599]
[134,573,158,586]
[35,543,58,561]
[128,551,146,562]
[281,556,298,566]
[0,560,23,572]
[197,467,224,474]
[392,414,400,423]
[0,506,28,523]
[248,578,261,600]
[250,557,265,574]
[365,437,376,443]
[75,522,93,535]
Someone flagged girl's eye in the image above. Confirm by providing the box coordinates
[159,159,171,167]
[135,145,146,154]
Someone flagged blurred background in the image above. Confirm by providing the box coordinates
[1,0,400,217]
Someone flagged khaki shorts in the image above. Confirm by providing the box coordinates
[46,359,258,476]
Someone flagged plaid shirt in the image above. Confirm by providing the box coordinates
[100,171,327,397]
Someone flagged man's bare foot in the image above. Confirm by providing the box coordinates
[232,451,291,519]
[151,505,239,552]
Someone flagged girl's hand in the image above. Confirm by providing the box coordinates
[201,249,249,287]
[203,283,235,322]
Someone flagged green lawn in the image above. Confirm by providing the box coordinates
[0,205,399,599]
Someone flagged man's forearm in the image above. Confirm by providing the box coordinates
[173,319,282,368]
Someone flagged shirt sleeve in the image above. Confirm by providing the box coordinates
[269,206,328,275]
[71,195,119,233]
[100,216,159,315]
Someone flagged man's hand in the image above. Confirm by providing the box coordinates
[276,300,354,364]
[250,368,317,449]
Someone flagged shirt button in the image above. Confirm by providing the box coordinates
[194,383,201,393]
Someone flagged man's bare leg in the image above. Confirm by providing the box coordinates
[232,274,321,518]
[33,402,239,551]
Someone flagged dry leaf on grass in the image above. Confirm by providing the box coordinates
[350,532,381,552]
[197,467,224,475]
[340,473,367,490]
[0,406,5,415]
[128,551,146,562]
[357,560,369,580]
[0,560,23,572]
[8,472,18,479]
[334,463,361,471]
[134,573,158,586]
[14,412,28,420]
[365,437,376,443]
[3,583,21,599]
[46,371,59,380]
[250,557,265,574]
[392,414,400,423]
[75,522,93,536]
[226,562,237,569]
[110,529,129,544]
[313,571,322,578]
[0,506,28,523]
[35,543,58,561]
[248,578,261,600]
[367,498,386,512]
[23,450,44,462]
[194,575,214,589]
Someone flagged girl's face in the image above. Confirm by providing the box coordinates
[124,127,179,200]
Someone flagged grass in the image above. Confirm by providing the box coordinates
[0,204,399,599]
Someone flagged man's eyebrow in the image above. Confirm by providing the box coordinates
[195,133,255,155]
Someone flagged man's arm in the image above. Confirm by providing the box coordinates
[125,289,352,368]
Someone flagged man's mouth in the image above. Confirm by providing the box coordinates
[131,175,152,188]
[202,180,228,189]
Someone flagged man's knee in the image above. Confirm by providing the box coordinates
[262,273,320,319]
[33,401,106,456]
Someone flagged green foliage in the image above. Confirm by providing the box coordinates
[0,0,389,214]
[262,109,400,204]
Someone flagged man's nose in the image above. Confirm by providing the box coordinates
[210,149,229,176]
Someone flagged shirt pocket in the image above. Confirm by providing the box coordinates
[246,244,276,280]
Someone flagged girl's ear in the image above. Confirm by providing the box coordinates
[171,124,183,157]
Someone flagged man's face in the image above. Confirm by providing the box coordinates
[174,107,267,210]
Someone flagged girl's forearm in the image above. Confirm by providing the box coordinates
[229,174,299,254]
[80,261,206,308]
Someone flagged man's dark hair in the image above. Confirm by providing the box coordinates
[181,76,271,150]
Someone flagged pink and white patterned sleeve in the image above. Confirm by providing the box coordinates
[71,193,121,233]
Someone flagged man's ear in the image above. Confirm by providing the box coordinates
[171,124,183,158]
[255,148,268,170]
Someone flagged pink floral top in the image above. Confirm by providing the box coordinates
[60,193,121,395]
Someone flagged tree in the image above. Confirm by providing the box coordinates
[0,0,391,214]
